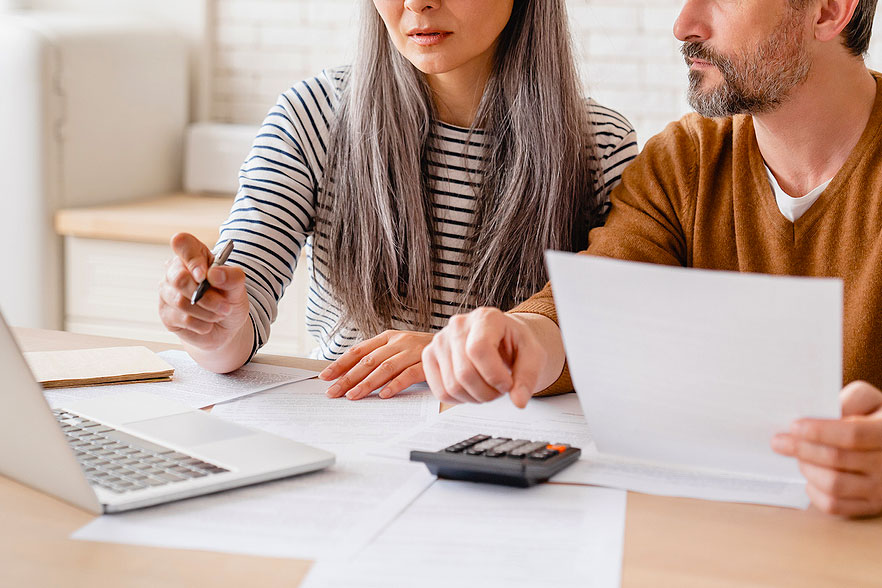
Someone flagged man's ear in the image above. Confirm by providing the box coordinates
[811,0,861,43]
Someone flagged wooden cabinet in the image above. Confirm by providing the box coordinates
[55,194,314,357]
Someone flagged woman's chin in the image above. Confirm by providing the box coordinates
[404,55,460,77]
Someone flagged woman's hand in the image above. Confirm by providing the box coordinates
[158,233,252,365]
[320,330,433,400]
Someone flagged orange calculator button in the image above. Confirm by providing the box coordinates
[546,444,568,453]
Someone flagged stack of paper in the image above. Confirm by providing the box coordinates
[210,378,442,455]
[73,456,436,560]
[302,481,627,588]
[72,377,444,558]
[71,375,630,588]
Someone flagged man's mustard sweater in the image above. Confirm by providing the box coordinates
[516,72,882,395]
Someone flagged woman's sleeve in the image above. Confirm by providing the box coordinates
[216,76,335,359]
[590,102,639,213]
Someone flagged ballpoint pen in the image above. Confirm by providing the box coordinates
[191,240,235,305]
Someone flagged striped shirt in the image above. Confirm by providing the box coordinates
[218,67,638,360]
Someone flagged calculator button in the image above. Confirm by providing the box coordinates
[462,435,491,447]
[491,439,531,454]
[484,451,506,458]
[468,438,510,454]
[527,450,555,460]
[546,444,570,453]
[445,435,490,453]
[509,441,548,457]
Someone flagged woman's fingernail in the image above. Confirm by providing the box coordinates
[379,389,391,399]
[326,384,340,397]
[193,267,205,282]
[319,367,333,380]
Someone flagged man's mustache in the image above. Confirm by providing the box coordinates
[681,42,728,70]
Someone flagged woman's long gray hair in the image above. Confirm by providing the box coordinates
[315,0,600,336]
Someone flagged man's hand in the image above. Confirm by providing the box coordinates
[772,381,882,517]
[320,330,432,400]
[421,307,563,408]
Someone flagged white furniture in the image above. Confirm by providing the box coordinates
[55,195,315,358]
[0,12,188,328]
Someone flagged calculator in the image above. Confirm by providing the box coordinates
[410,435,581,487]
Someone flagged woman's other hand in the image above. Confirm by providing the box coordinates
[320,330,433,400]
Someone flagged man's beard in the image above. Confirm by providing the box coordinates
[681,11,812,118]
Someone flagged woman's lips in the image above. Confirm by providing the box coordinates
[407,31,452,46]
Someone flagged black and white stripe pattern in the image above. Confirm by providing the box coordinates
[219,67,638,360]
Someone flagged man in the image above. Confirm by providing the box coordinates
[422,0,882,518]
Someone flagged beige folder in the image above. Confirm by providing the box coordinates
[23,346,175,389]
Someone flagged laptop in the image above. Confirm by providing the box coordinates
[0,313,335,514]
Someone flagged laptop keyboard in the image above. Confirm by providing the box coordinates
[53,409,229,495]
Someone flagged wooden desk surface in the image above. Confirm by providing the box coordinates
[7,329,882,587]
[54,193,234,246]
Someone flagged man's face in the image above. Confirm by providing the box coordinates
[674,0,813,118]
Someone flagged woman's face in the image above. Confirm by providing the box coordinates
[373,0,515,77]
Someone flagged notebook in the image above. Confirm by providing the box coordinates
[23,346,174,388]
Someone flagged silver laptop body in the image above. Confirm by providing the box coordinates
[0,313,334,514]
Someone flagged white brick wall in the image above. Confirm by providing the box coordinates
[211,0,882,144]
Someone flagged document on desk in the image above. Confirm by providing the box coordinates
[73,456,435,560]
[376,390,818,507]
[44,350,316,409]
[302,480,627,588]
[545,252,843,509]
[210,378,441,456]
[371,392,592,460]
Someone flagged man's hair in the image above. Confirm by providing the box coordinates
[844,0,879,55]
[794,0,878,56]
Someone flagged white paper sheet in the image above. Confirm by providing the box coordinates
[210,378,441,456]
[73,456,435,560]
[556,451,809,508]
[44,350,316,409]
[545,252,843,508]
[371,393,591,460]
[302,480,627,588]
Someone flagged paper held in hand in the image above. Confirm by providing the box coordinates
[23,346,174,388]
[545,252,842,508]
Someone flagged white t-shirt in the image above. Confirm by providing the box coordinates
[764,164,833,222]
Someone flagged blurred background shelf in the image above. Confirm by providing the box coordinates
[55,194,313,357]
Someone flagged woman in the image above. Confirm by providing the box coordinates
[158,0,637,401]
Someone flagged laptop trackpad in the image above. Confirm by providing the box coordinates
[126,411,252,447]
